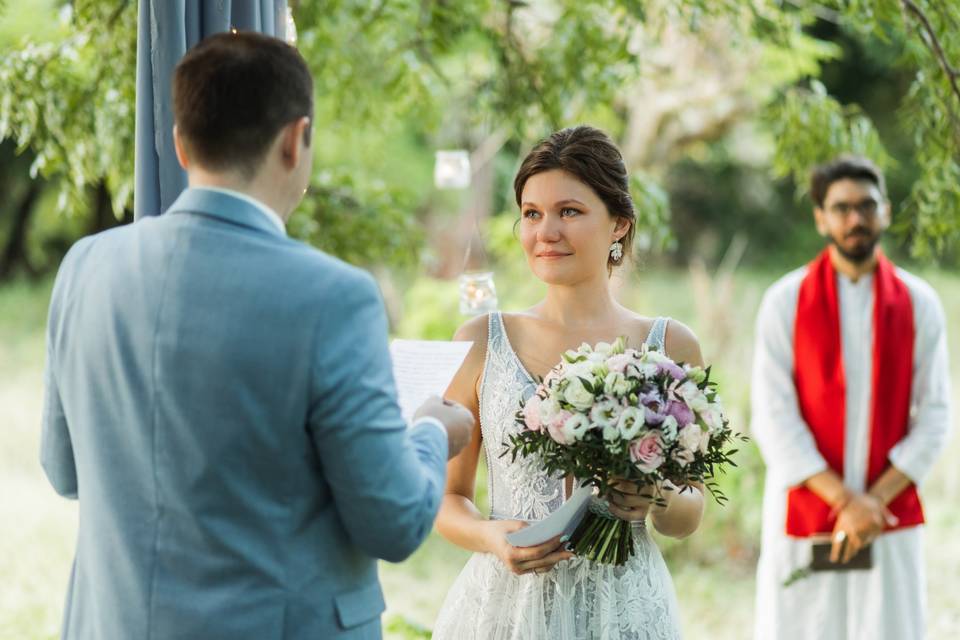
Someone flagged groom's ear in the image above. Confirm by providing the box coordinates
[279,117,311,170]
[172,125,191,170]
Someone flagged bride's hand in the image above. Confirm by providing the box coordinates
[484,520,574,576]
[606,479,675,522]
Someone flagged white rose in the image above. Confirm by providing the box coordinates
[676,381,700,400]
[688,393,709,413]
[563,377,596,411]
[539,395,561,424]
[562,413,592,442]
[617,406,644,440]
[660,415,679,443]
[672,447,696,467]
[678,423,704,453]
[701,405,724,433]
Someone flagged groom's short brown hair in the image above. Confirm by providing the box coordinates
[173,31,313,178]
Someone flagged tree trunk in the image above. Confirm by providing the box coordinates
[0,180,41,281]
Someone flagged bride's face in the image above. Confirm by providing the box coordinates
[519,169,624,286]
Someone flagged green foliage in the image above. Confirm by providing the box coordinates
[0,1,135,218]
[766,0,960,259]
[765,80,893,198]
[288,171,425,267]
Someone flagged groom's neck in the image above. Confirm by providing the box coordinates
[186,168,288,220]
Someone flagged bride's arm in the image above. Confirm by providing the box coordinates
[434,316,573,573]
[434,315,500,552]
[651,320,706,539]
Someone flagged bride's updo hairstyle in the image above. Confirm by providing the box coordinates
[513,125,637,270]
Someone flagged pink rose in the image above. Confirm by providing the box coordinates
[547,410,574,445]
[522,395,543,432]
[629,431,665,473]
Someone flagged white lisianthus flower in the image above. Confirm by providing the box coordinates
[617,406,644,440]
[590,399,621,427]
[593,341,614,357]
[562,413,592,442]
[563,377,596,411]
[604,371,632,397]
[636,362,659,378]
[660,415,679,443]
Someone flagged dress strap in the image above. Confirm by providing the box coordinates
[645,316,670,351]
[487,311,503,350]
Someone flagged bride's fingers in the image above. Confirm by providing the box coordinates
[607,502,647,521]
[608,491,653,510]
[516,549,575,573]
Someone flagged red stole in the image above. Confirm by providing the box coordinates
[786,249,924,537]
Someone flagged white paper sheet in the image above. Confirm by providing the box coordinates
[505,486,595,547]
[389,339,473,426]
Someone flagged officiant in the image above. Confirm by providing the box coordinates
[749,155,952,640]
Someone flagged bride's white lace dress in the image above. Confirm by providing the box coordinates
[432,312,683,640]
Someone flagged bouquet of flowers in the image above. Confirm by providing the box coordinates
[503,336,741,565]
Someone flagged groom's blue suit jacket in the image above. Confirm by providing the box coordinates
[40,188,448,639]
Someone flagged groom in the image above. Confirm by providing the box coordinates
[40,32,474,639]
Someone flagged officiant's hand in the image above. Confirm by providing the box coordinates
[414,396,475,459]
[485,521,574,576]
[606,479,675,522]
[830,493,897,563]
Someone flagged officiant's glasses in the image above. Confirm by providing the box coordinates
[826,198,880,219]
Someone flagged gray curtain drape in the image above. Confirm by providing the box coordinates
[134,0,288,219]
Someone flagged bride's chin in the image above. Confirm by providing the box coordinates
[530,266,582,287]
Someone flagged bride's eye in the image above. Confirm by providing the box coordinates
[522,209,541,220]
[560,207,582,218]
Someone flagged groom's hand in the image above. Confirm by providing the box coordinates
[414,396,475,459]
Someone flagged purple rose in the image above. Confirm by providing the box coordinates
[665,400,695,427]
[658,361,686,380]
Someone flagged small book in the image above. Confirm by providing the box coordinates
[810,539,873,571]
[505,486,594,547]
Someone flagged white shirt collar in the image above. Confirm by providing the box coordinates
[193,186,286,235]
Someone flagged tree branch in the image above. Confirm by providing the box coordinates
[901,0,960,109]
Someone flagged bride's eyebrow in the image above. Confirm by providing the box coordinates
[520,199,588,209]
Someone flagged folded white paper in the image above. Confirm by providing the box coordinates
[505,486,595,547]
[389,339,473,426]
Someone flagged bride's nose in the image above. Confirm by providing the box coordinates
[537,216,563,242]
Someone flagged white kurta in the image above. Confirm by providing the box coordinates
[751,265,952,640]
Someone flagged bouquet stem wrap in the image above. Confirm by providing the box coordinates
[569,498,634,566]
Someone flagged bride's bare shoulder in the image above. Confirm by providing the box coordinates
[662,319,704,367]
[622,310,704,367]
[453,313,490,344]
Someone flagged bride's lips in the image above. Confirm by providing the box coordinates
[536,251,572,259]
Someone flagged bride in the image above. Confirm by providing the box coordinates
[432,126,706,640]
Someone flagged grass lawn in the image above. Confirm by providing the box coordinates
[2,266,958,639]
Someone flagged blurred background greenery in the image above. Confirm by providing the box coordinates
[1,1,958,638]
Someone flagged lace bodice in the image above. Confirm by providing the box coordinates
[479,312,669,521]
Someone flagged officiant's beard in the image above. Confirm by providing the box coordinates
[828,227,880,264]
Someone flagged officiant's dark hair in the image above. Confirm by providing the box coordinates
[173,31,313,178]
[809,155,887,208]
[514,126,636,270]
